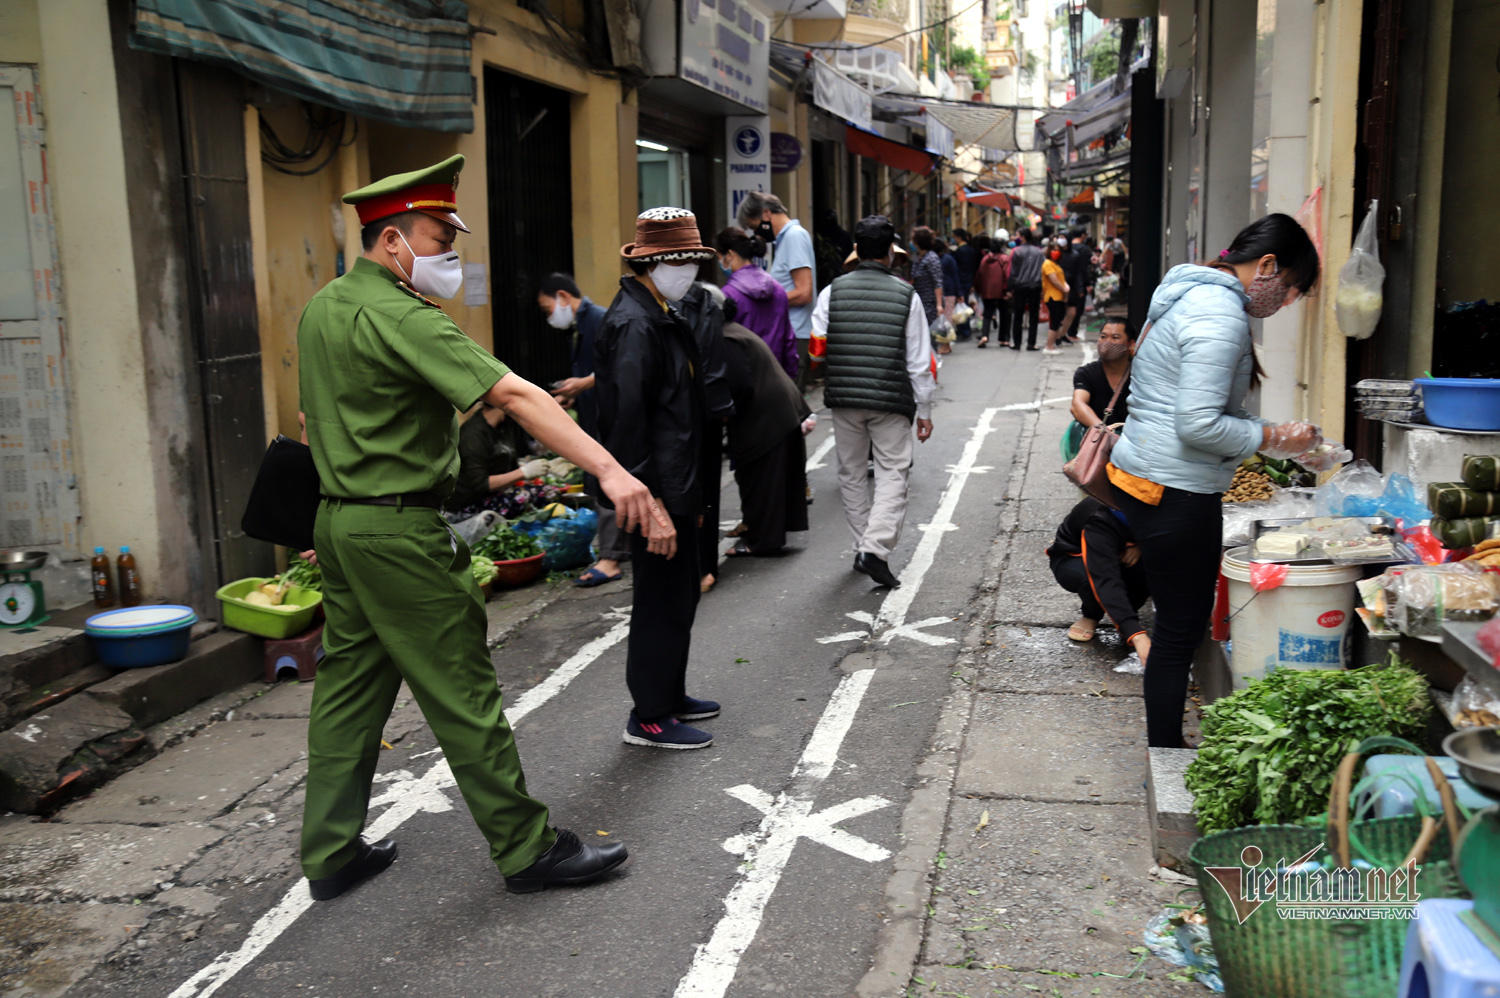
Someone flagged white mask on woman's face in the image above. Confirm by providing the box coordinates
[546,300,575,329]
[393,230,463,300]
[650,261,700,301]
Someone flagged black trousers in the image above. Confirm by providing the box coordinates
[735,429,809,551]
[1048,551,1150,626]
[627,512,700,721]
[1064,293,1086,339]
[1010,287,1041,347]
[1112,484,1223,747]
[981,298,1008,342]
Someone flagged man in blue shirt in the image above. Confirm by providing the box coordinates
[738,192,815,390]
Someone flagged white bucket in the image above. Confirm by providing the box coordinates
[1219,546,1363,689]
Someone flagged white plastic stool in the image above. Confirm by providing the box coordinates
[1398,899,1500,997]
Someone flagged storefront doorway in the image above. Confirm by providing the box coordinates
[485,69,575,386]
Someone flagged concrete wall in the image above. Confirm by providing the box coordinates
[34,0,170,596]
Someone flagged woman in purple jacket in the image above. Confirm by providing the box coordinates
[714,228,799,380]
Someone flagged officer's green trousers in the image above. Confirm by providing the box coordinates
[300,500,555,881]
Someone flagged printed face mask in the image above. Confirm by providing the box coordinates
[1245,264,1291,318]
[755,220,775,242]
[1098,340,1130,363]
[546,300,575,330]
[651,261,699,301]
[394,230,463,300]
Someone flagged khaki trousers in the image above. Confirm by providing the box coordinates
[832,407,914,560]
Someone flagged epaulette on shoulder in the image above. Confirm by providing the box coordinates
[396,281,440,308]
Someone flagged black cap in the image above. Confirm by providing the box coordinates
[853,215,896,241]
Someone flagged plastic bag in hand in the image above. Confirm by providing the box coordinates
[1293,440,1353,473]
[1261,421,1323,460]
[1335,200,1385,340]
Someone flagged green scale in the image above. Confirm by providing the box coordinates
[0,550,50,630]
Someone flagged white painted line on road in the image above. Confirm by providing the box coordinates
[996,395,1071,412]
[805,432,837,472]
[875,406,998,639]
[167,607,633,998]
[673,668,876,998]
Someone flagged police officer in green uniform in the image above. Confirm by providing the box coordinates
[297,155,677,899]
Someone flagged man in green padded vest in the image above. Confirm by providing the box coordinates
[809,215,936,590]
[296,154,675,900]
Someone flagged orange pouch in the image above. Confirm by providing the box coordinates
[1106,462,1165,506]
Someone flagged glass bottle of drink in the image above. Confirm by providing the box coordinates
[117,546,141,608]
[91,547,116,608]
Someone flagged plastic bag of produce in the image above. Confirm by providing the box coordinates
[1386,563,1500,637]
[450,510,501,545]
[513,506,599,571]
[1315,459,1384,516]
[1335,201,1385,339]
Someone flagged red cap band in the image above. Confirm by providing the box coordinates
[355,183,459,226]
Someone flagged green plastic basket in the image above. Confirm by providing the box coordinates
[216,577,322,639]
[1188,737,1468,998]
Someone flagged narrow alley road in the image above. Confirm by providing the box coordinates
[67,343,1092,998]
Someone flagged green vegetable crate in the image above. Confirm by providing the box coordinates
[216,578,323,639]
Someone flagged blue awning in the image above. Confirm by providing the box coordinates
[131,0,476,133]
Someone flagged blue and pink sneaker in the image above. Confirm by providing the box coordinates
[623,712,714,750]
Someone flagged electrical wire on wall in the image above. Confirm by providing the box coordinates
[260,103,357,177]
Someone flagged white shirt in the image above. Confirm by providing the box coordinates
[811,279,936,420]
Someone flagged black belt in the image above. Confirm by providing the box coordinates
[324,492,444,509]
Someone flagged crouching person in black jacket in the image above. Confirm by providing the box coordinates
[1046,497,1152,663]
[596,208,721,750]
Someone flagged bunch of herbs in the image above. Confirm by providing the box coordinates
[1184,652,1429,833]
[470,523,543,562]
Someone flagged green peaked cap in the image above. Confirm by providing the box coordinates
[343,154,469,233]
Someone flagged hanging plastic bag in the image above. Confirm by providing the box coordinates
[951,301,974,326]
[1316,459,1385,516]
[1335,200,1385,340]
[930,314,956,344]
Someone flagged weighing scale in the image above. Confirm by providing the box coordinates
[0,549,50,630]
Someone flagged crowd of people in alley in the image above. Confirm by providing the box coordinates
[292,152,1327,902]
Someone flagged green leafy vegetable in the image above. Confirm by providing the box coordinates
[1184,652,1429,833]
[470,524,543,562]
[470,555,498,585]
[278,554,321,592]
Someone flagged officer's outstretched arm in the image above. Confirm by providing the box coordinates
[485,372,669,542]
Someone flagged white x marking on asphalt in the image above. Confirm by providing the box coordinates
[720,786,892,863]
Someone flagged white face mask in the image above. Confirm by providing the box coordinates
[393,230,463,300]
[650,261,699,302]
[546,300,575,330]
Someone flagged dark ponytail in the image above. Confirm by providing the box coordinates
[1218,213,1320,294]
[713,226,767,260]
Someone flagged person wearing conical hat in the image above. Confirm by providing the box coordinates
[594,207,722,750]
[295,155,672,899]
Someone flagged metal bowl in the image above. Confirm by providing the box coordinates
[0,549,48,573]
[1443,726,1500,797]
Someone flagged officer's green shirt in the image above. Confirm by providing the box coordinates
[298,256,510,499]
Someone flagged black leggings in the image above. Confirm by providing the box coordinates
[981,298,1008,341]
[1111,484,1223,747]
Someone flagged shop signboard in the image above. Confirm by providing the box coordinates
[681,0,770,113]
[770,132,802,173]
[725,115,771,223]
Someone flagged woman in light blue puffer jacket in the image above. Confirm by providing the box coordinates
[1108,214,1322,748]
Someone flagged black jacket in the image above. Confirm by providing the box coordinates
[1047,497,1148,640]
[1064,242,1093,300]
[676,285,736,421]
[722,322,811,464]
[593,277,705,516]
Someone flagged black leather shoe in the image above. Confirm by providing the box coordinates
[853,552,901,588]
[504,828,628,894]
[308,838,398,901]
